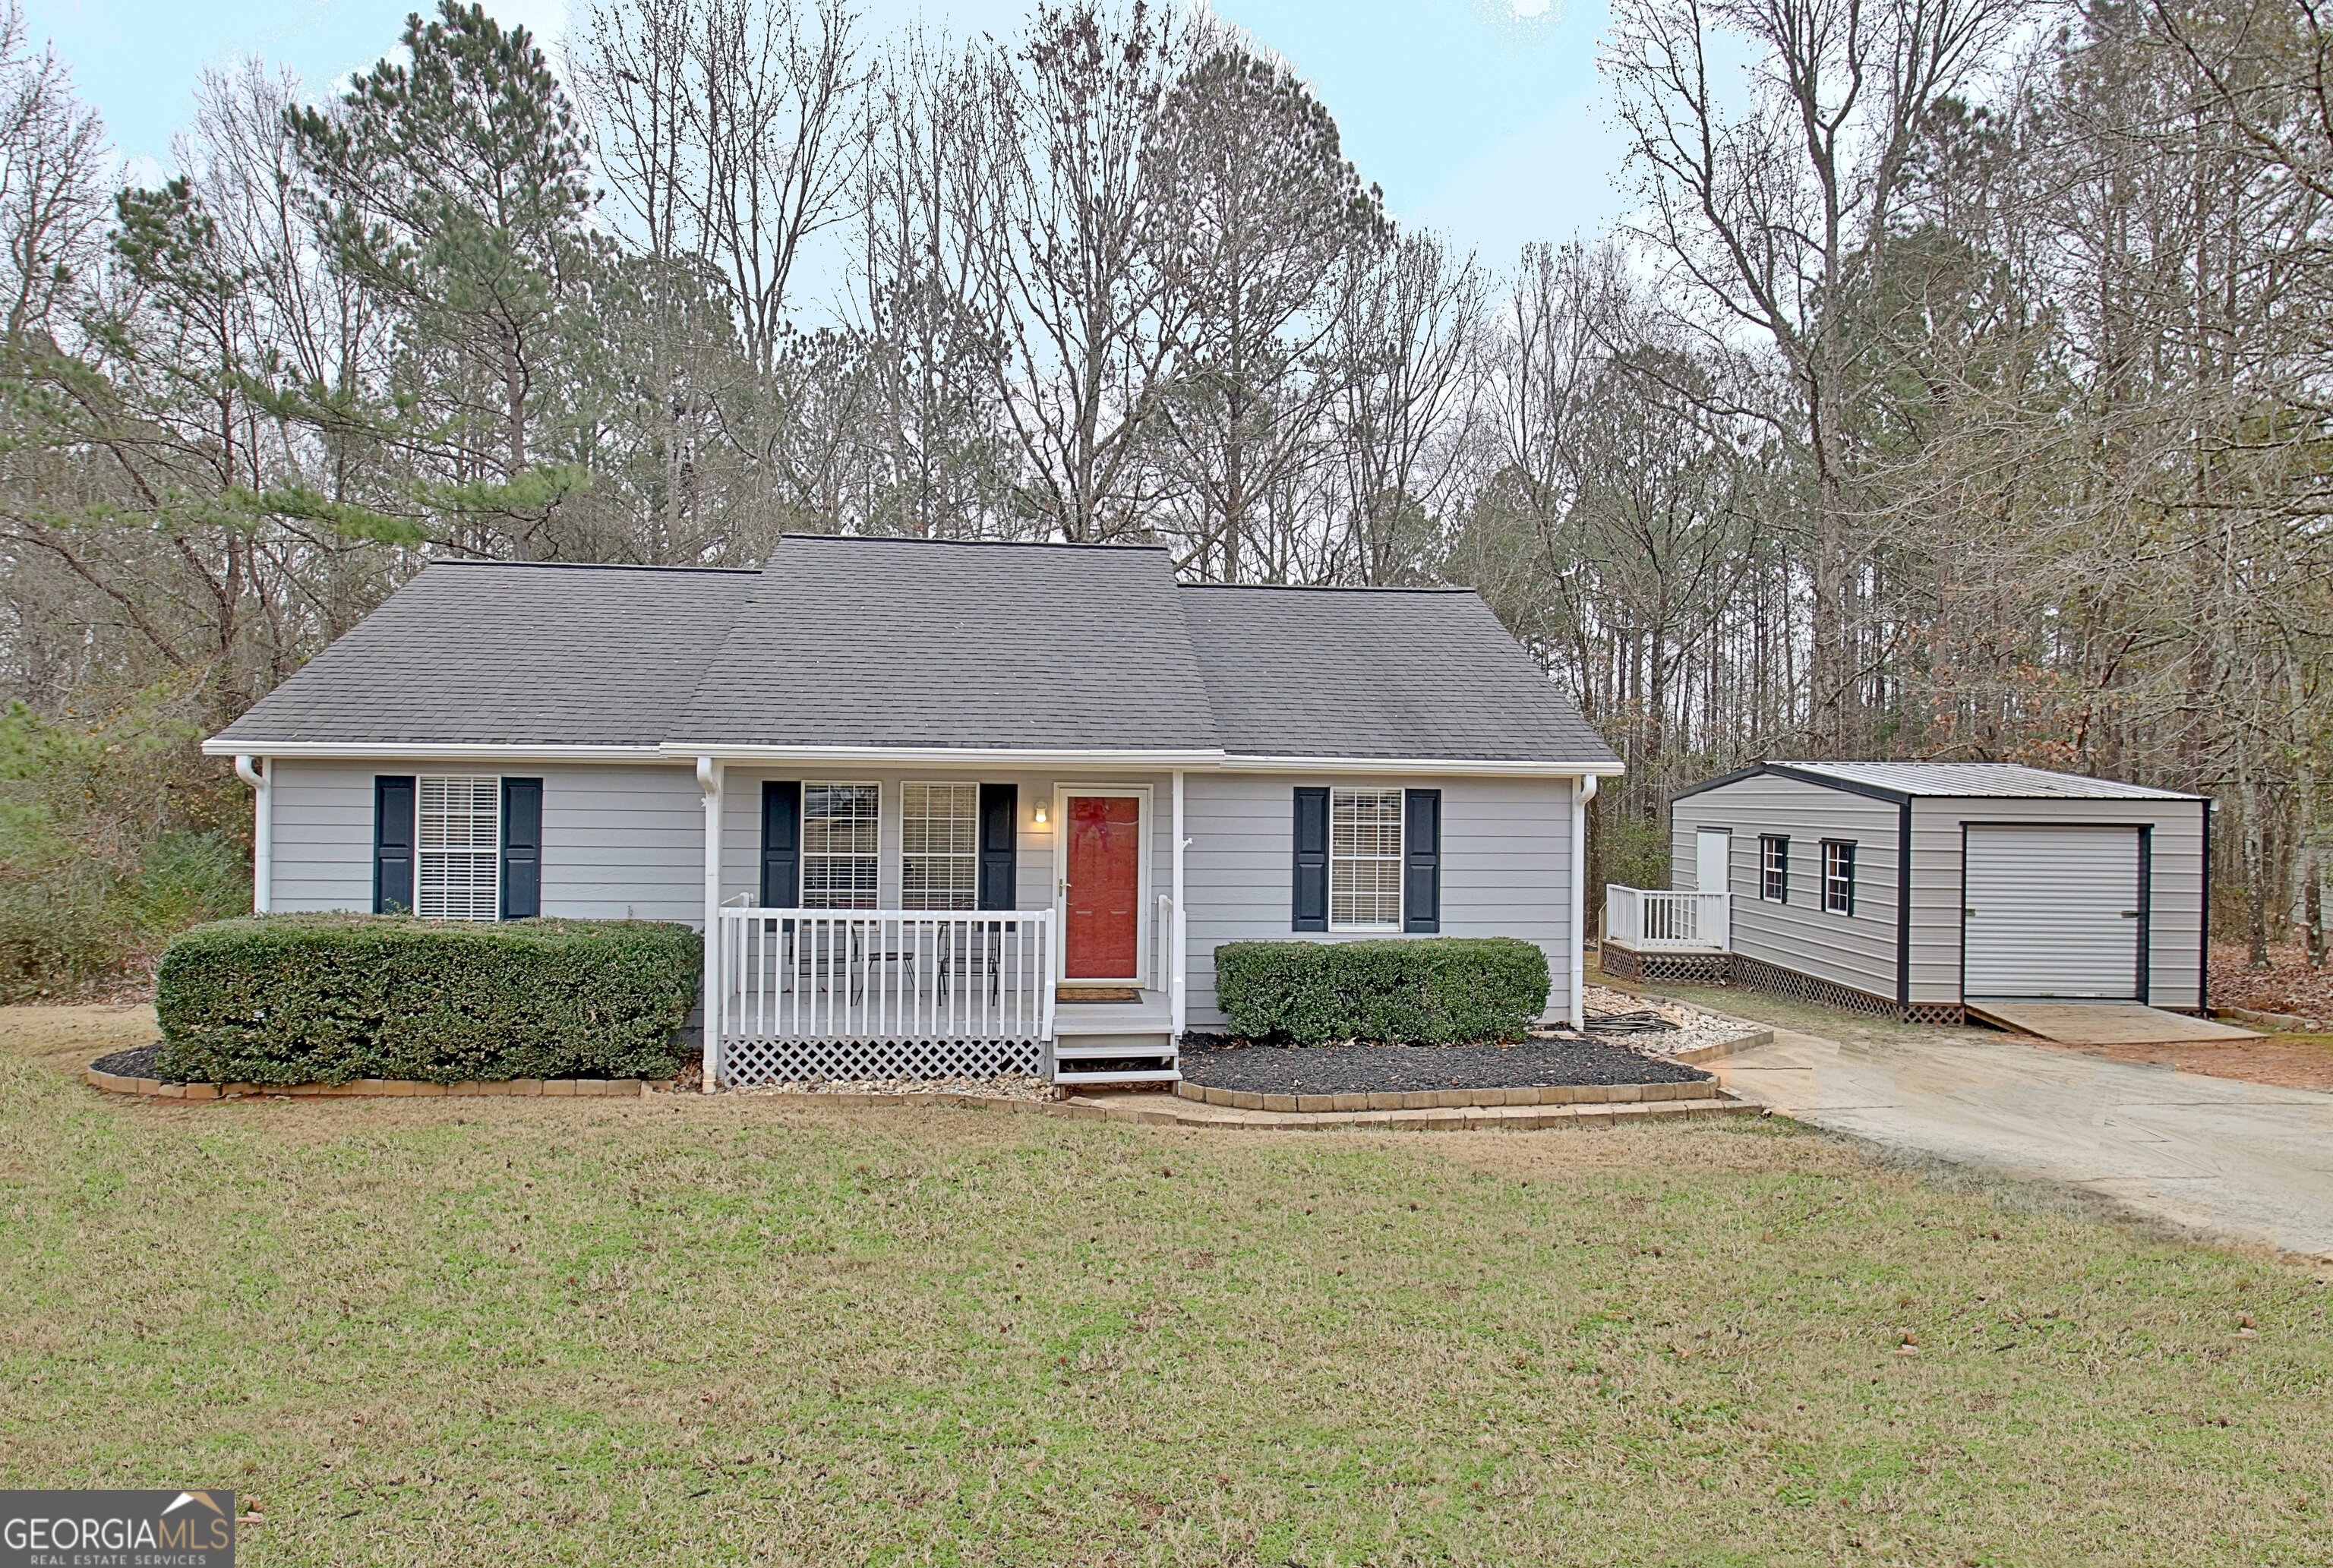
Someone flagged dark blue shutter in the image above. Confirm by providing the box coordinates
[761,781,800,907]
[1292,787,1329,932]
[978,783,1018,910]
[373,775,415,914]
[1403,788,1441,932]
[501,778,542,919]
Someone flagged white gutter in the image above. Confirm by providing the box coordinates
[200,737,1626,779]
[1216,755,1627,778]
[200,740,664,762]
[1571,774,1599,1027]
[234,755,271,913]
[655,743,1230,768]
[697,755,722,1094]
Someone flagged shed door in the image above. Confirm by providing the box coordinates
[1962,825,2141,999]
[1695,828,1731,894]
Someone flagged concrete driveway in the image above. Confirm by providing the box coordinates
[1711,1024,2333,1260]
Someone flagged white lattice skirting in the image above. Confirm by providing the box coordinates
[721,1035,1047,1087]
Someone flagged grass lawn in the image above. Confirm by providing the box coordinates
[3,1008,2329,1566]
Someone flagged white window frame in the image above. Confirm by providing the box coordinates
[901,781,980,911]
[800,781,881,910]
[1822,840,1856,915]
[1328,785,1404,932]
[1760,834,1789,904]
[416,775,500,922]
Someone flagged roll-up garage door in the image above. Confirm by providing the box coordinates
[1962,825,2141,999]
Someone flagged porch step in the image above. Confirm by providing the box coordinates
[1054,1029,1176,1049]
[1053,1039,1176,1061]
[1052,1067,1183,1085]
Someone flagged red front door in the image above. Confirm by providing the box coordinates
[1064,794,1141,980]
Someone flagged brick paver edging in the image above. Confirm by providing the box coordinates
[738,1089,1761,1131]
[87,1066,675,1100]
[1174,1077,1739,1114]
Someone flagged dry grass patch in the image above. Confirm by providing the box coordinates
[1,1009,2328,1566]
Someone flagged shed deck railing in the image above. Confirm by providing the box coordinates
[712,907,1056,1087]
[1604,886,1730,952]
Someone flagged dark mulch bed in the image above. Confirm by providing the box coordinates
[1176,1037,1712,1096]
[90,1043,166,1081]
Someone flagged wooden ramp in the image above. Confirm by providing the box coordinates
[1964,999,2264,1046]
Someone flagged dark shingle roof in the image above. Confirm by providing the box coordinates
[1181,585,1618,763]
[670,537,1220,750]
[211,538,1615,766]
[210,562,754,747]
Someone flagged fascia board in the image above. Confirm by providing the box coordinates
[200,740,668,762]
[1218,755,1626,778]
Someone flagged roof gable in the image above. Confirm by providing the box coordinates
[668,537,1220,752]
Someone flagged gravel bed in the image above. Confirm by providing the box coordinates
[90,1043,166,1081]
[1580,984,1762,1058]
[1177,1037,1711,1096]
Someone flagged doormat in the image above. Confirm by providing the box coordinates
[1056,986,1139,1003]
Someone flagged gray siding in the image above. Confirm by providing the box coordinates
[1908,795,2205,1009]
[270,760,377,912]
[267,759,702,922]
[1672,774,1902,1001]
[1182,772,1577,1027]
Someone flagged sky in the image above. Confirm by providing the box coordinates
[25,0,1638,281]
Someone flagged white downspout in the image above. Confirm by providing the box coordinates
[1571,774,1599,1027]
[234,756,271,913]
[697,756,722,1093]
[1170,768,1187,1040]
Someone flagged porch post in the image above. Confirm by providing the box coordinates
[697,756,723,1093]
[1571,774,1598,1027]
[1170,768,1186,1037]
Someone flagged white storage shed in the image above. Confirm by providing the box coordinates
[1664,762,2211,1024]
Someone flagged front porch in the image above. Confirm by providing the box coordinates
[699,765,1189,1090]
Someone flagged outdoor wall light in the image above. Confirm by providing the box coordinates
[1032,801,1050,825]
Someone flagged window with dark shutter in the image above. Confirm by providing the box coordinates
[1403,788,1441,932]
[978,783,1018,910]
[501,778,542,920]
[373,775,415,914]
[1292,787,1329,932]
[761,781,801,908]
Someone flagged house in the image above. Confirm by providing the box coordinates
[1599,760,2209,1025]
[201,536,1621,1088]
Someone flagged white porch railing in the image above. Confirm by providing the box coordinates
[1604,885,1730,952]
[713,907,1056,1087]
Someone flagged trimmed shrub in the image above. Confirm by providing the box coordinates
[1212,937,1551,1046]
[155,914,702,1085]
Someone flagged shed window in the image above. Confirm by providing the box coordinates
[1760,835,1788,903]
[800,782,879,908]
[417,776,500,921]
[902,782,979,910]
[1822,841,1856,914]
[1330,787,1404,929]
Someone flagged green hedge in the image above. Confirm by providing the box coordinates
[154,914,702,1086]
[1211,937,1551,1046]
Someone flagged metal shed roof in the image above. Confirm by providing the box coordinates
[1676,760,2203,803]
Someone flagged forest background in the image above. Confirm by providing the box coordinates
[2,0,2328,999]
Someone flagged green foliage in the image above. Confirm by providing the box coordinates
[0,690,248,1000]
[154,914,702,1086]
[1211,937,1550,1046]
